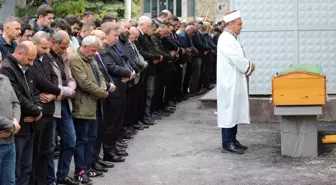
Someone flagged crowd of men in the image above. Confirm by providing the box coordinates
[0,3,224,185]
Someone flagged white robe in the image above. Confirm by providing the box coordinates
[216,31,253,128]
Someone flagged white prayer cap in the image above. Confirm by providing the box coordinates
[223,10,241,23]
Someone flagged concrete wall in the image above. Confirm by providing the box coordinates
[195,0,230,22]
[0,0,16,22]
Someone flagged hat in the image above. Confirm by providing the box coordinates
[223,10,241,23]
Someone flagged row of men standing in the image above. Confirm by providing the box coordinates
[0,4,219,185]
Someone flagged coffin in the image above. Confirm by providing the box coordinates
[272,72,326,106]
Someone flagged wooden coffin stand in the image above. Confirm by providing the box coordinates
[272,71,326,157]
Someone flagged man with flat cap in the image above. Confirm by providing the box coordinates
[217,10,255,154]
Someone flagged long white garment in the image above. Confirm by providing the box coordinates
[217,31,252,128]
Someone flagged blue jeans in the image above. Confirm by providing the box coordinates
[0,143,15,185]
[221,125,238,148]
[74,119,98,173]
[47,101,76,184]
[15,134,33,185]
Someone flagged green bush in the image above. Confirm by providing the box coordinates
[15,0,139,19]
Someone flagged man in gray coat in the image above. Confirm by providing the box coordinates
[0,52,21,185]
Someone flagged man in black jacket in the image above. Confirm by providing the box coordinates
[30,31,62,185]
[100,22,134,163]
[117,20,148,134]
[1,41,43,185]
[90,29,116,172]
[191,20,210,95]
[135,16,162,123]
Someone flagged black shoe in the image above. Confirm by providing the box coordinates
[116,141,128,148]
[141,119,155,126]
[87,169,104,177]
[56,176,80,185]
[143,118,156,125]
[96,157,114,168]
[123,134,134,140]
[74,170,92,185]
[133,123,144,130]
[116,146,126,152]
[117,139,127,145]
[139,121,149,128]
[234,140,248,150]
[157,110,170,116]
[116,150,129,157]
[150,112,163,119]
[92,162,108,172]
[222,142,245,154]
[103,152,125,162]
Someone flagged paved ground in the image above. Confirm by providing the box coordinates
[72,96,336,185]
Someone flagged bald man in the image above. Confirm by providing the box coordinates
[30,31,62,185]
[123,27,149,131]
[1,41,43,185]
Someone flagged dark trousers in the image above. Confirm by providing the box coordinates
[0,143,15,185]
[151,68,165,112]
[124,84,140,127]
[74,119,98,173]
[93,107,105,161]
[199,54,211,90]
[15,134,34,185]
[183,61,193,95]
[163,64,173,105]
[30,116,53,185]
[221,125,238,148]
[47,101,76,184]
[172,62,184,99]
[138,72,147,121]
[189,57,202,93]
[103,96,126,153]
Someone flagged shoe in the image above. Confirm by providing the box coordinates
[157,110,170,116]
[96,157,114,168]
[150,112,163,119]
[141,119,155,126]
[222,142,245,154]
[126,128,137,136]
[234,140,248,150]
[166,106,176,112]
[74,170,92,185]
[133,123,144,130]
[116,141,128,148]
[87,169,104,177]
[142,118,156,125]
[139,121,149,128]
[116,146,126,152]
[103,152,125,162]
[56,176,80,185]
[92,161,108,172]
[123,134,134,140]
[168,101,176,107]
[116,149,129,157]
[117,139,127,145]
[162,108,174,114]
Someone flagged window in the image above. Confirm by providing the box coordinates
[175,0,182,17]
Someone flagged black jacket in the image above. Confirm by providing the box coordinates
[135,29,161,63]
[100,45,132,98]
[31,55,61,115]
[95,53,114,91]
[1,55,41,135]
[192,32,209,56]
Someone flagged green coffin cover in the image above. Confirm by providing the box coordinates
[276,64,324,76]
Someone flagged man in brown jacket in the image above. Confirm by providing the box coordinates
[69,35,108,184]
